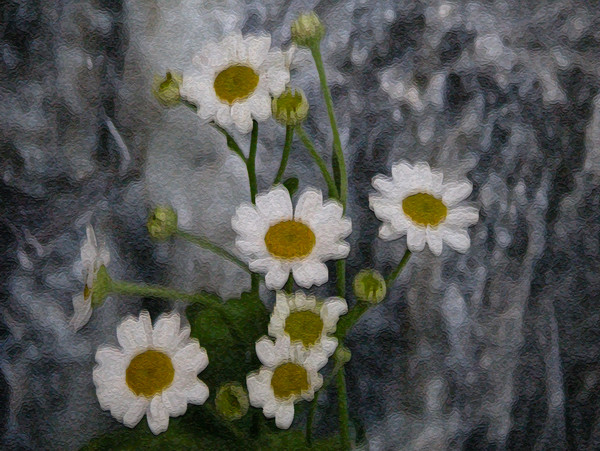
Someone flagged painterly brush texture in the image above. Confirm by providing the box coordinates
[2,0,599,450]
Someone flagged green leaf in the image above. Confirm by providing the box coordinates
[283,177,299,196]
[224,292,269,345]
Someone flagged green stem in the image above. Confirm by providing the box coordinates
[385,249,412,287]
[336,367,351,449]
[181,99,247,163]
[273,125,294,185]
[309,43,347,209]
[335,250,413,340]
[306,356,346,446]
[212,123,247,163]
[285,274,294,294]
[247,120,261,298]
[247,120,259,203]
[296,126,338,199]
[110,280,209,305]
[176,229,250,274]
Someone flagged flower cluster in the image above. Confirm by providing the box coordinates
[71,10,480,448]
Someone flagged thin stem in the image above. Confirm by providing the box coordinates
[176,229,251,274]
[309,43,347,209]
[285,274,294,294]
[296,126,338,199]
[211,123,247,163]
[385,249,412,287]
[306,356,346,446]
[336,367,351,449]
[247,120,261,298]
[273,125,294,185]
[247,120,259,203]
[110,280,218,308]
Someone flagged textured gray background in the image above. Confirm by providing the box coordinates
[2,0,600,449]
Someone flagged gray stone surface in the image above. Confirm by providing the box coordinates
[2,0,600,449]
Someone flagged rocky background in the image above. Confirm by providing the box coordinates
[2,0,600,449]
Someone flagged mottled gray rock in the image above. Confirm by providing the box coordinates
[2,0,600,449]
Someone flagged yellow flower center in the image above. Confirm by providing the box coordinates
[264,220,316,260]
[213,65,259,104]
[83,283,91,300]
[271,363,309,399]
[126,350,175,397]
[284,310,324,347]
[402,193,447,227]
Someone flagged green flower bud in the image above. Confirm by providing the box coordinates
[152,72,182,107]
[272,87,309,126]
[91,265,112,308]
[215,382,249,421]
[147,206,178,241]
[335,344,352,365]
[353,269,386,304]
[291,12,325,48]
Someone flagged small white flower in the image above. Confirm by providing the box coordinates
[93,311,209,435]
[232,186,352,290]
[246,335,325,429]
[181,32,290,134]
[369,161,479,256]
[70,224,110,331]
[269,291,347,360]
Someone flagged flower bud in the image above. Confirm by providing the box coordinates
[147,206,178,241]
[272,87,309,126]
[335,344,352,365]
[215,382,249,421]
[91,265,112,308]
[152,72,182,107]
[291,12,325,48]
[353,269,386,304]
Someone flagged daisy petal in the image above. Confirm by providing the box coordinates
[122,397,149,428]
[406,226,427,252]
[443,229,472,253]
[231,103,253,134]
[147,397,169,435]
[246,91,272,121]
[174,343,209,375]
[294,189,323,223]
[162,389,188,417]
[265,264,290,290]
[379,223,402,241]
[255,337,280,367]
[255,187,293,223]
[152,313,181,351]
[426,228,444,256]
[186,379,210,405]
[321,297,348,328]
[442,181,473,206]
[292,261,328,288]
[117,315,150,351]
[70,294,92,332]
[275,403,295,429]
[246,34,271,67]
[445,206,479,227]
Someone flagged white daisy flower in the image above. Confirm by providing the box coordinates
[232,186,352,290]
[70,224,111,331]
[93,311,209,435]
[246,335,325,429]
[181,32,290,134]
[369,161,479,256]
[269,291,347,360]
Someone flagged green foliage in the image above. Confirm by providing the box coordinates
[283,177,300,197]
[82,416,236,451]
[258,430,344,450]
[186,292,268,388]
